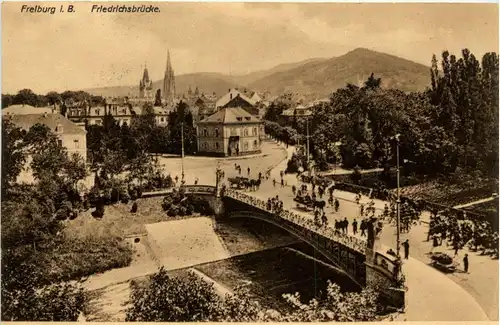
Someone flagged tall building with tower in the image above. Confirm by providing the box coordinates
[139,64,153,99]
[163,50,176,104]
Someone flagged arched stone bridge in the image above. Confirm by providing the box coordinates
[158,185,405,309]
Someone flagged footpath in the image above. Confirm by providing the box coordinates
[261,141,490,321]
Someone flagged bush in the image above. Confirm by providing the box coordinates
[161,196,174,212]
[286,153,308,174]
[121,192,131,204]
[350,166,362,184]
[129,188,138,200]
[125,268,380,322]
[131,202,138,214]
[91,204,105,219]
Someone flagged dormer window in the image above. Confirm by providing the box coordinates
[236,117,242,121]
[55,123,63,133]
[245,117,251,121]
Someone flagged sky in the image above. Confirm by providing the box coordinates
[2,2,498,94]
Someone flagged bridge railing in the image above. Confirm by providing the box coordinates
[225,189,366,253]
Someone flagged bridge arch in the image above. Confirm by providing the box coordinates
[227,210,365,288]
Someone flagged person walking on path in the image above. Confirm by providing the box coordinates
[352,219,358,235]
[463,254,469,273]
[402,239,410,259]
[281,178,284,188]
[273,179,276,188]
[247,167,251,176]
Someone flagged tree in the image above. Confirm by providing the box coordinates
[24,124,69,179]
[364,73,382,90]
[154,89,162,106]
[62,153,88,188]
[1,119,27,195]
[126,268,222,322]
[13,89,39,107]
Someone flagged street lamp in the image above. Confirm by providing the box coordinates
[180,101,185,184]
[391,133,401,258]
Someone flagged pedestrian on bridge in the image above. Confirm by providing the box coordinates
[360,219,367,237]
[463,254,469,273]
[334,199,339,212]
[352,219,358,235]
[402,239,410,259]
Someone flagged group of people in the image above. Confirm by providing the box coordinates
[428,211,499,259]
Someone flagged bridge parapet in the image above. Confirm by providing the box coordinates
[224,189,366,254]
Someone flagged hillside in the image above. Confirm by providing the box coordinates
[229,57,328,86]
[248,48,431,97]
[85,49,431,99]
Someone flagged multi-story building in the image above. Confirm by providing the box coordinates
[196,106,263,157]
[65,97,169,127]
[2,104,87,162]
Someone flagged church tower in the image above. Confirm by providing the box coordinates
[163,50,176,104]
[139,64,153,99]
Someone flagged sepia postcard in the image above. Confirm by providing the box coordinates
[1,1,499,323]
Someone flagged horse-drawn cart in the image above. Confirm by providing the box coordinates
[429,252,458,273]
[228,177,249,190]
[294,195,314,211]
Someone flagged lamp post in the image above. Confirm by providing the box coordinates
[181,121,185,181]
[393,133,401,258]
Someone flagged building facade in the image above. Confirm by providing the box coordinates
[196,107,263,157]
[65,98,169,127]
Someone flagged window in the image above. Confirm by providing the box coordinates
[96,109,100,116]
[74,139,80,149]
[215,142,220,150]
[243,128,249,136]
[253,140,258,148]
[57,139,63,147]
[203,128,208,137]
[215,128,220,138]
[243,141,249,150]
[236,117,242,121]
[245,117,251,121]
[203,142,208,149]
[160,117,165,122]
[95,119,102,125]
[252,127,257,136]
[230,128,237,136]
[122,108,126,114]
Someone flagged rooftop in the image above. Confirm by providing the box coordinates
[199,106,261,124]
[5,113,86,135]
[2,104,52,115]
